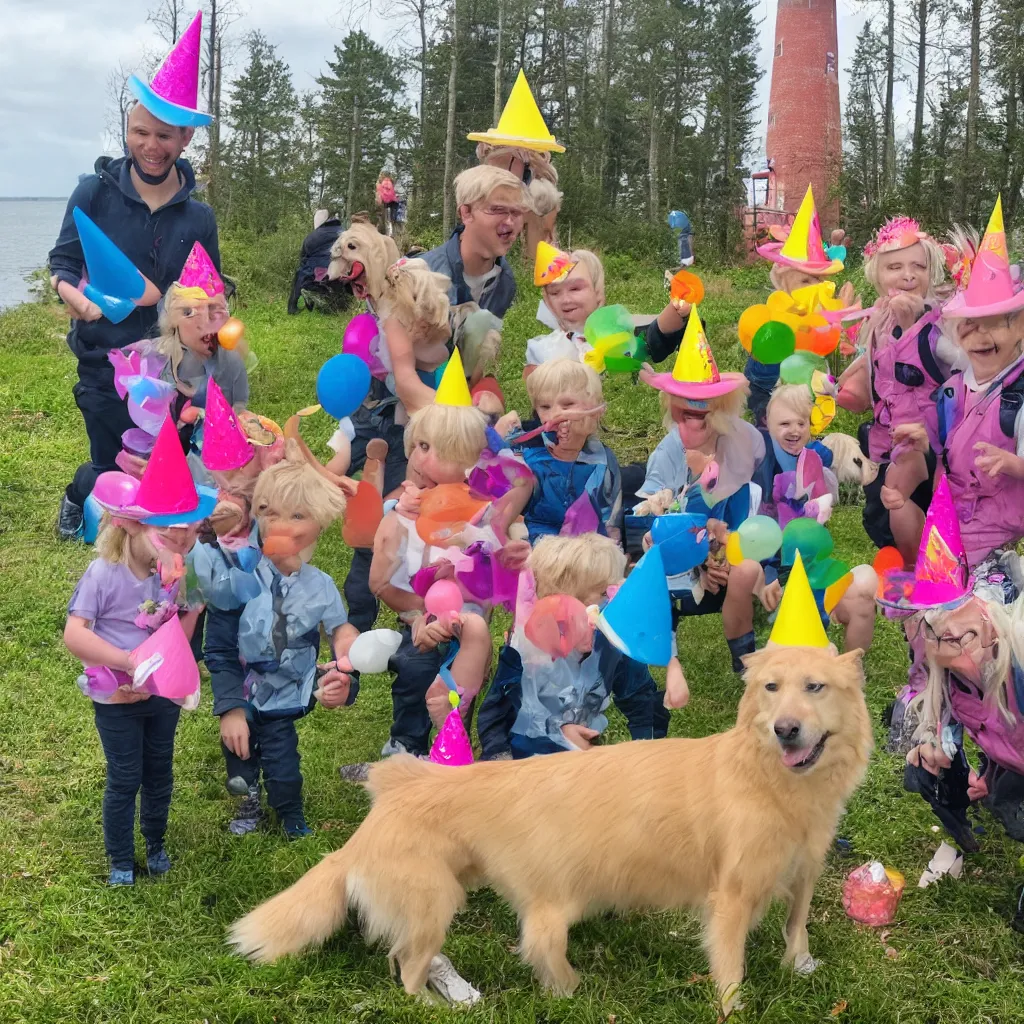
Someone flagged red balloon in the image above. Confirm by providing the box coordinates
[524,594,592,659]
[342,480,384,549]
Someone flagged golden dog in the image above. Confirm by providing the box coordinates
[230,646,872,1015]
[328,215,400,302]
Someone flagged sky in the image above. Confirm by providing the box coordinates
[0,0,906,198]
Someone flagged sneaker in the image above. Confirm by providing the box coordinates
[146,846,171,876]
[426,953,482,1006]
[226,775,251,797]
[284,819,313,840]
[108,866,135,886]
[380,738,413,758]
[228,784,265,836]
[339,762,371,784]
[56,494,84,541]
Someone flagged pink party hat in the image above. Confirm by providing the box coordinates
[877,477,971,610]
[863,216,926,260]
[429,707,474,766]
[127,11,212,128]
[136,415,217,525]
[944,196,1024,318]
[201,378,253,471]
[131,614,201,700]
[178,241,224,297]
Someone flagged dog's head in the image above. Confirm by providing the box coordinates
[821,433,879,486]
[328,216,400,302]
[737,645,873,781]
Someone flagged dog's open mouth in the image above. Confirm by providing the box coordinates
[339,261,368,298]
[780,733,829,771]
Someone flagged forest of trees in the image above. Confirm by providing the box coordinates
[121,0,1024,258]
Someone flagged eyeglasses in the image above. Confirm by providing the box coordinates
[481,204,526,221]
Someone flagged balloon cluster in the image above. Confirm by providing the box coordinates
[582,305,645,374]
[724,515,783,566]
[780,519,870,613]
[738,283,845,365]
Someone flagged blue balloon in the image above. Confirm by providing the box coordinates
[316,353,371,420]
[83,494,103,544]
[650,513,709,575]
[235,546,261,573]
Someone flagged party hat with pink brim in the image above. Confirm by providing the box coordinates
[136,415,217,526]
[876,477,972,611]
[178,240,224,297]
[132,615,201,700]
[639,305,745,399]
[128,11,212,128]
[429,707,474,766]
[201,378,253,471]
[756,185,844,277]
[944,196,1024,318]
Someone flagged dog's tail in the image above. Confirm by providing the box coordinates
[228,846,352,963]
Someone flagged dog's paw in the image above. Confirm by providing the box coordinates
[792,952,820,975]
[719,983,745,1018]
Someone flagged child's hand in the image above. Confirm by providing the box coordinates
[412,614,452,651]
[891,422,929,453]
[110,685,150,704]
[686,449,713,478]
[758,579,782,612]
[561,723,600,750]
[974,441,1024,479]
[494,410,521,437]
[967,768,989,801]
[906,741,951,776]
[887,291,926,331]
[210,498,247,539]
[879,484,906,510]
[664,657,689,709]
[670,297,692,319]
[396,481,424,517]
[120,649,138,675]
[498,539,532,572]
[701,560,729,595]
[473,391,504,418]
[220,708,251,760]
[641,530,653,552]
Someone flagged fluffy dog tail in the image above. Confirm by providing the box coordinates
[229,847,352,963]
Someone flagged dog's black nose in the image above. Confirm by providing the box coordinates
[774,719,802,743]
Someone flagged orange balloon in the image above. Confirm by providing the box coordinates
[738,305,771,353]
[670,269,705,305]
[218,317,245,350]
[872,546,904,577]
[416,484,489,545]
[796,324,841,357]
[342,480,385,548]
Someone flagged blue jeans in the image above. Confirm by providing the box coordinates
[743,356,778,428]
[221,710,306,827]
[92,697,181,870]
[388,628,449,755]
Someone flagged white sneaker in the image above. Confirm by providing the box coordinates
[426,953,481,1006]
[380,738,413,758]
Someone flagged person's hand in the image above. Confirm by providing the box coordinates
[494,410,521,437]
[758,579,782,612]
[967,768,989,802]
[210,498,247,539]
[974,441,1020,478]
[686,449,713,478]
[837,280,856,307]
[561,723,600,750]
[670,297,692,319]
[116,451,149,479]
[879,483,906,511]
[120,649,138,675]
[109,685,150,704]
[220,707,251,759]
[641,530,654,552]
[906,742,951,775]
[498,539,532,572]
[315,659,353,709]
[396,481,424,517]
[701,559,730,595]
[473,391,504,418]
[57,280,103,322]
[892,422,929,453]
[412,614,452,652]
[888,291,926,331]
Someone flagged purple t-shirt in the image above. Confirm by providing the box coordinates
[68,560,165,653]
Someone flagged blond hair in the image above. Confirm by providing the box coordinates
[526,358,604,410]
[252,440,347,529]
[403,404,489,468]
[659,385,749,436]
[152,283,237,395]
[95,513,131,564]
[378,259,451,344]
[530,533,626,602]
[767,383,814,422]
[454,165,529,212]
[864,235,947,294]
[544,249,605,305]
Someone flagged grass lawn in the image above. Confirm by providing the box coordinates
[1,263,1022,1023]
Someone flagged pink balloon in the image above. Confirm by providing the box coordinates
[524,594,591,658]
[343,313,379,365]
[424,579,464,621]
[92,471,141,510]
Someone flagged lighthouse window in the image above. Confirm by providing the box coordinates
[826,51,836,74]
[776,40,783,57]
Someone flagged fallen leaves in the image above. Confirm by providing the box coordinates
[831,1000,848,1016]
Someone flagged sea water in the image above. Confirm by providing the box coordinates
[0,198,67,309]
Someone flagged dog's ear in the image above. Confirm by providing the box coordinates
[834,647,866,686]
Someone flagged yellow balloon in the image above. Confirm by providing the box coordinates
[448,689,460,708]
[766,290,797,314]
[824,571,853,614]
[725,531,745,566]
[738,305,771,352]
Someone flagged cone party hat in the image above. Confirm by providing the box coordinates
[595,544,673,666]
[534,241,576,287]
[177,240,224,298]
[756,186,844,276]
[434,348,474,407]
[429,707,474,766]
[201,379,253,471]
[944,195,1024,318]
[136,415,217,525]
[128,11,212,128]
[768,550,830,648]
[467,69,565,153]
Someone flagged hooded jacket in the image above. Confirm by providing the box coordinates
[49,156,220,387]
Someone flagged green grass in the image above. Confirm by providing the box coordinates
[1,263,1023,1024]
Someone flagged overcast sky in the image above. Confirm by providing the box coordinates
[1,0,901,198]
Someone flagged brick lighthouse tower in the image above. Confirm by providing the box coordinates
[764,0,842,229]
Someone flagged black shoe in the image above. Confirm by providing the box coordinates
[228,785,265,835]
[56,494,84,541]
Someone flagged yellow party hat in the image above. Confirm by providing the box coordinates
[534,241,576,286]
[434,348,473,407]
[467,69,565,153]
[768,550,830,648]
[979,194,1008,262]
[671,305,719,385]
[780,186,818,263]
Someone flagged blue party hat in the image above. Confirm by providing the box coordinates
[596,545,673,666]
[73,208,149,324]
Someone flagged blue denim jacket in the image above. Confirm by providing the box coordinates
[420,226,517,317]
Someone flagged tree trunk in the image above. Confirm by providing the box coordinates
[961,0,982,219]
[206,0,219,206]
[494,0,504,125]
[442,0,459,237]
[347,91,360,219]
[908,0,927,206]
[648,86,659,222]
[881,0,895,190]
[600,0,615,200]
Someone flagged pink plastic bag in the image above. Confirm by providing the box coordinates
[842,861,905,926]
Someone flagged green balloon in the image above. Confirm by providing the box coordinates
[807,557,850,590]
[781,518,833,567]
[751,321,796,364]
[779,351,826,386]
[737,514,783,562]
[585,304,634,348]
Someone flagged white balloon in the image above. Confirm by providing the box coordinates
[348,629,403,674]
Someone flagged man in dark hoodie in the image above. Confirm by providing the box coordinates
[49,102,220,539]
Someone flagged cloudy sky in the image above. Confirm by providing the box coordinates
[1,0,899,198]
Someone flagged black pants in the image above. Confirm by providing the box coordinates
[93,697,181,870]
[221,711,305,827]
[388,629,448,755]
[344,406,410,632]
[68,379,136,507]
